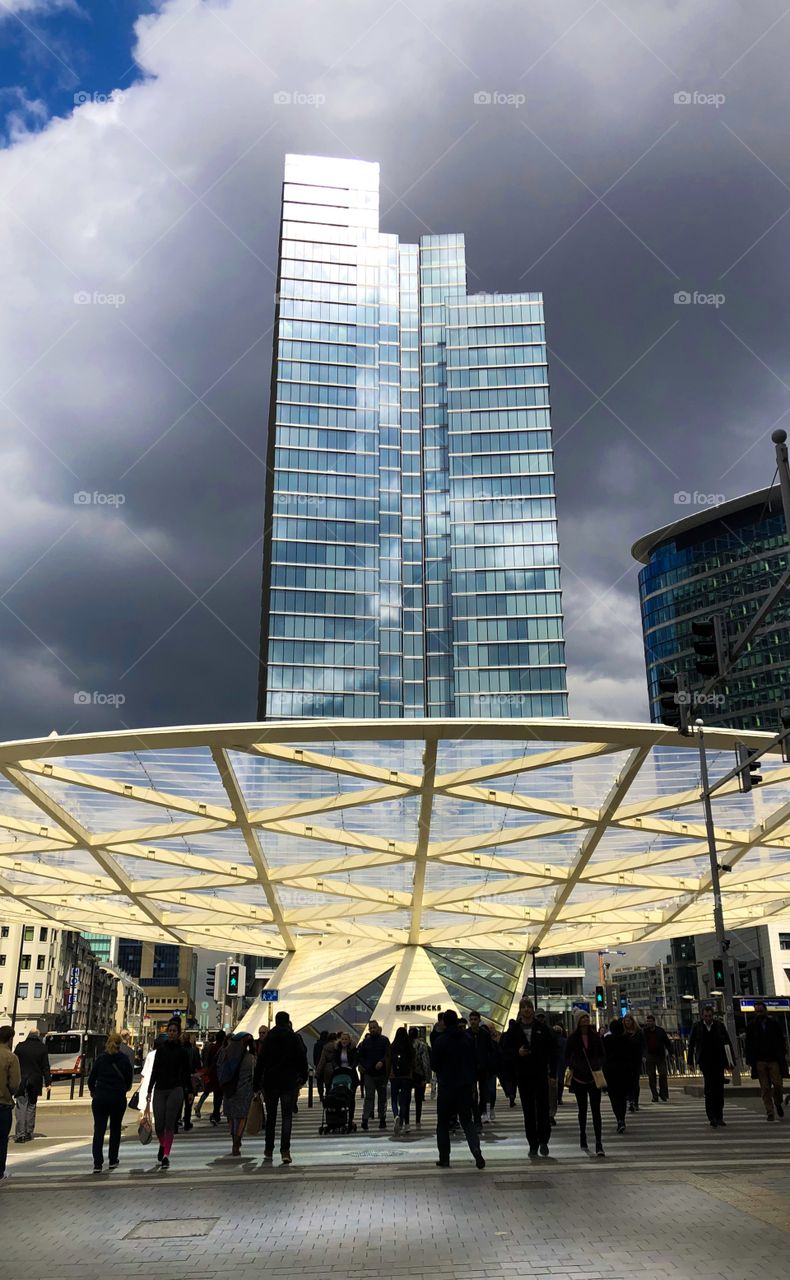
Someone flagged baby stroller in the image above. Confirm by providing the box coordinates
[319,1066,357,1134]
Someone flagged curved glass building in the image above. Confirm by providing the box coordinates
[632,487,790,730]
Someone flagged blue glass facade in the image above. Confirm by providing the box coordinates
[635,489,790,730]
[259,155,567,719]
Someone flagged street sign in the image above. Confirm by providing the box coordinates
[737,996,790,1012]
[260,988,279,1002]
[200,1001,209,1010]
[572,1000,590,1013]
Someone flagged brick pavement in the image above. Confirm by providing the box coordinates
[3,1090,789,1279]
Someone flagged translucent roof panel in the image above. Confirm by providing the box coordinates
[0,718,788,958]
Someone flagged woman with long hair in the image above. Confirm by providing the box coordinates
[194,1029,227,1124]
[146,1018,193,1169]
[604,1019,630,1134]
[565,1011,606,1157]
[387,1025,415,1135]
[622,1013,644,1113]
[222,1032,256,1157]
[409,1027,431,1127]
[88,1030,133,1173]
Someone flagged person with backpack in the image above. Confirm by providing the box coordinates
[221,1032,256,1156]
[253,1010,308,1164]
[88,1030,133,1172]
[145,1018,192,1169]
[409,1027,431,1127]
[430,1009,485,1170]
[387,1026,416,1135]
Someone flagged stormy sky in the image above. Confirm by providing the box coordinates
[1,0,789,742]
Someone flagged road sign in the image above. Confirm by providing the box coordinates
[738,996,790,1012]
[572,1000,590,1013]
[200,1000,209,1010]
[260,988,279,1002]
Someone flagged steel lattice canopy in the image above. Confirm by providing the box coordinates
[0,718,789,956]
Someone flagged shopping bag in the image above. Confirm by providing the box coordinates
[592,1068,607,1090]
[247,1093,264,1136]
[138,1107,153,1145]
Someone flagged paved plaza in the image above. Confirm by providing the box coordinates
[4,1087,789,1280]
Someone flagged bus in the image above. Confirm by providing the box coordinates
[44,1030,107,1078]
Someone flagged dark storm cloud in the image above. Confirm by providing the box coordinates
[1,0,789,738]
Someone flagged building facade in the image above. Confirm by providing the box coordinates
[0,925,121,1035]
[258,153,567,720]
[115,940,196,1033]
[632,486,790,731]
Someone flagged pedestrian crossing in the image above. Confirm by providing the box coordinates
[5,1089,788,1188]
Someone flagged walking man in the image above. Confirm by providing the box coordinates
[14,1027,51,1143]
[431,1009,485,1170]
[744,1000,786,1122]
[0,1025,21,1180]
[643,1014,673,1102]
[468,1010,495,1130]
[502,997,556,1157]
[688,1006,733,1128]
[357,1019,390,1131]
[254,1010,307,1164]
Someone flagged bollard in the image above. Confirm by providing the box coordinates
[70,1073,76,1100]
[308,1071,314,1108]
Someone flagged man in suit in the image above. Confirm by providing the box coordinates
[14,1028,51,1143]
[688,1006,734,1128]
[502,997,557,1157]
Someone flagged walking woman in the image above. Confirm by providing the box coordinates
[387,1026,415,1135]
[195,1029,226,1124]
[565,1011,606,1157]
[146,1018,193,1169]
[604,1019,630,1134]
[88,1030,133,1172]
[622,1013,643,1113]
[409,1027,431,1127]
[222,1032,256,1156]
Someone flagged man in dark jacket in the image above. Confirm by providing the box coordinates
[254,1010,308,1163]
[468,1010,495,1131]
[357,1019,390,1131]
[430,1008,485,1170]
[744,1000,787,1121]
[643,1014,673,1102]
[688,1006,734,1128]
[502,998,556,1157]
[14,1028,51,1143]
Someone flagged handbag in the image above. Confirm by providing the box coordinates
[563,1067,574,1088]
[129,1089,140,1110]
[137,1106,153,1145]
[247,1092,264,1137]
[582,1043,607,1091]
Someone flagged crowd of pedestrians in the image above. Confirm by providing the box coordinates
[0,999,787,1179]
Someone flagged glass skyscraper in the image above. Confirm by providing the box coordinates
[258,154,567,719]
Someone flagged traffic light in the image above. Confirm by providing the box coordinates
[226,963,246,998]
[205,967,215,998]
[691,617,726,680]
[657,674,690,733]
[736,743,762,792]
[711,956,726,988]
[595,985,605,1009]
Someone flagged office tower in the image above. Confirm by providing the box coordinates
[258,154,567,719]
[633,486,790,730]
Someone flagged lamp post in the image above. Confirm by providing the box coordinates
[696,720,741,1084]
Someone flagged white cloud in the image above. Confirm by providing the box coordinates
[0,0,78,16]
